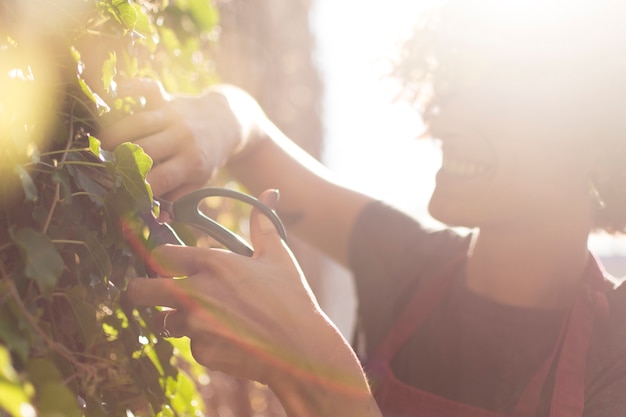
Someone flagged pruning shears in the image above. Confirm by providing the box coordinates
[145,187,286,257]
[70,142,286,258]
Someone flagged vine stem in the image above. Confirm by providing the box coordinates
[39,147,91,157]
[0,260,99,386]
[51,239,84,245]
[41,101,78,235]
[0,242,14,253]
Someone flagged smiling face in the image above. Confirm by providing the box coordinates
[427,81,597,231]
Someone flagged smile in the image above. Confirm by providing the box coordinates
[440,157,491,177]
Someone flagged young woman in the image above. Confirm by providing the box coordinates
[100,1,626,415]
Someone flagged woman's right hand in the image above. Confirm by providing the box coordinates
[125,190,381,417]
[98,79,265,201]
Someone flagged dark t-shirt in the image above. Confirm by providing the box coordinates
[348,201,626,417]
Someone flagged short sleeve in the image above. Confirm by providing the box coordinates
[348,200,468,359]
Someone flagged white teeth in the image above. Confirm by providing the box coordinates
[441,158,489,176]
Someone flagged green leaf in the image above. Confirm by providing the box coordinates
[102,52,117,93]
[0,346,18,383]
[153,339,177,378]
[26,358,63,385]
[11,228,63,298]
[135,355,165,411]
[169,369,204,415]
[132,4,154,38]
[0,381,33,417]
[0,307,30,363]
[157,26,181,54]
[114,1,138,31]
[77,76,111,116]
[14,165,37,202]
[70,46,110,115]
[114,143,153,212]
[65,286,100,349]
[166,337,204,376]
[188,0,219,31]
[85,232,112,279]
[0,346,33,417]
[88,136,102,158]
[36,383,81,417]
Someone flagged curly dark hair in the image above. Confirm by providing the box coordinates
[393,0,626,232]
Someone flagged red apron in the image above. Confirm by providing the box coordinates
[365,253,612,417]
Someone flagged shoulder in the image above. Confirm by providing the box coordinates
[349,201,470,358]
[349,200,469,289]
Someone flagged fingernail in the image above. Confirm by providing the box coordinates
[265,189,279,209]
[259,190,279,233]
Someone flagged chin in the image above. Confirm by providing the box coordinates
[428,196,479,229]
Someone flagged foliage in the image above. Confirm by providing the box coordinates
[0,0,219,415]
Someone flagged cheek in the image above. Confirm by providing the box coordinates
[428,179,498,227]
[428,151,589,228]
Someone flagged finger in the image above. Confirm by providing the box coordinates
[249,189,285,259]
[98,108,172,150]
[189,336,265,381]
[117,78,170,109]
[134,125,185,164]
[154,309,188,338]
[126,277,187,309]
[147,244,214,277]
[146,157,186,198]
[146,153,212,197]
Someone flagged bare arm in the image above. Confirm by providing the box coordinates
[227,116,373,266]
[99,81,374,266]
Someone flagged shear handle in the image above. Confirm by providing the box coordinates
[171,188,287,257]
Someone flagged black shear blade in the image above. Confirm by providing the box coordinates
[157,188,286,257]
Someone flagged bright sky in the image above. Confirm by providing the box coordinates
[310,0,443,220]
[309,0,444,334]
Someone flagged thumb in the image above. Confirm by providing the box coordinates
[249,189,284,258]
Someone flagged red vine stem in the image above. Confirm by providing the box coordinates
[41,100,77,235]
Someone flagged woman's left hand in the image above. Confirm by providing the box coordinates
[98,79,261,201]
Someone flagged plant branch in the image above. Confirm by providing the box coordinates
[42,101,77,235]
[0,260,99,387]
[51,239,85,246]
[40,148,92,157]
[0,242,14,253]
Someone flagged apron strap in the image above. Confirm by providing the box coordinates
[368,250,611,417]
[549,255,611,417]
[512,305,571,417]
[366,252,466,377]
[513,254,611,417]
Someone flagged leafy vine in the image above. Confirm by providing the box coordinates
[0,1,219,415]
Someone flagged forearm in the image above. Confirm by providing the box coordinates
[227,117,373,265]
[266,318,382,417]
